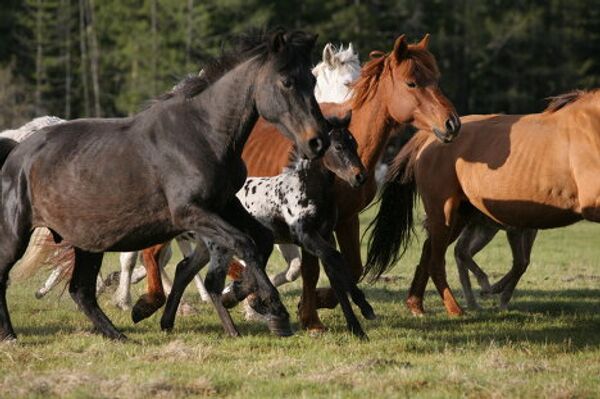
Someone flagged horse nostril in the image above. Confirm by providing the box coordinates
[445,118,454,133]
[308,138,324,155]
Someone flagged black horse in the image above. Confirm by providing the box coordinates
[0,29,330,341]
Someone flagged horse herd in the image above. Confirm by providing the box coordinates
[0,29,598,343]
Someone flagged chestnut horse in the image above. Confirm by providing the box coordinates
[228,34,460,331]
[365,90,600,316]
[136,34,459,332]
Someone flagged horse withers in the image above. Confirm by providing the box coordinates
[0,29,330,342]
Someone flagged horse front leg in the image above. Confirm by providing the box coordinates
[427,218,465,316]
[175,235,211,302]
[166,200,291,336]
[318,214,363,309]
[202,243,240,337]
[301,232,368,339]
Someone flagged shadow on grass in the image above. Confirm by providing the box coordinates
[280,286,600,349]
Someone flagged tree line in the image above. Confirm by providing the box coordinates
[1,0,599,129]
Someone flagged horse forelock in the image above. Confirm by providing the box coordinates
[350,44,439,108]
[399,48,440,85]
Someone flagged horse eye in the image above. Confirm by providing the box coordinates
[407,81,417,88]
[282,78,294,88]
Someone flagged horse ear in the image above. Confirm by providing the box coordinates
[348,42,355,54]
[323,43,335,66]
[418,33,430,49]
[270,31,286,53]
[392,34,408,62]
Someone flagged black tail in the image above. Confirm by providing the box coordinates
[0,138,17,169]
[362,132,430,282]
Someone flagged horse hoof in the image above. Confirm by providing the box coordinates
[361,306,377,320]
[131,294,165,324]
[221,291,240,309]
[406,297,425,317]
[307,327,326,338]
[0,334,17,344]
[34,291,44,299]
[267,318,294,337]
[160,320,174,332]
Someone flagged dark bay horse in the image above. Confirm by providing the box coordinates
[150,115,375,338]
[0,29,330,341]
[454,211,537,309]
[238,34,460,332]
[365,90,600,316]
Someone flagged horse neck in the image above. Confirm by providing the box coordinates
[349,92,396,172]
[191,61,259,158]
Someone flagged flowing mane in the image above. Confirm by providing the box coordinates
[545,90,585,113]
[350,45,440,109]
[543,89,596,113]
[158,29,317,102]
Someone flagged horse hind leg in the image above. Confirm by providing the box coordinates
[112,251,138,310]
[36,267,65,299]
[454,220,498,309]
[494,228,537,310]
[406,238,431,316]
[270,244,302,287]
[70,248,125,340]
[202,242,239,337]
[0,231,32,341]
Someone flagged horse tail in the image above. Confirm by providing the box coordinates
[0,138,18,168]
[362,132,430,282]
[11,228,75,283]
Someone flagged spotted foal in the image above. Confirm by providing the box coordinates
[157,114,375,338]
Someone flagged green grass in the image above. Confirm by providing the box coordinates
[1,207,599,398]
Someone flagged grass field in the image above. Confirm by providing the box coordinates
[1,206,599,398]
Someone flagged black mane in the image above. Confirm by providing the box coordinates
[160,28,317,102]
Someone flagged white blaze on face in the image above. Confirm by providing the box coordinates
[312,43,361,104]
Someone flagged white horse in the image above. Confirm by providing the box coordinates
[30,43,362,311]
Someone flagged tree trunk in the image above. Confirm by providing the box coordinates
[185,0,193,68]
[151,0,157,95]
[78,0,90,116]
[63,0,72,119]
[85,0,101,117]
[35,0,43,115]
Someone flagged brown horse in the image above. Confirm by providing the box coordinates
[225,33,460,331]
[365,90,600,316]
[135,34,460,332]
